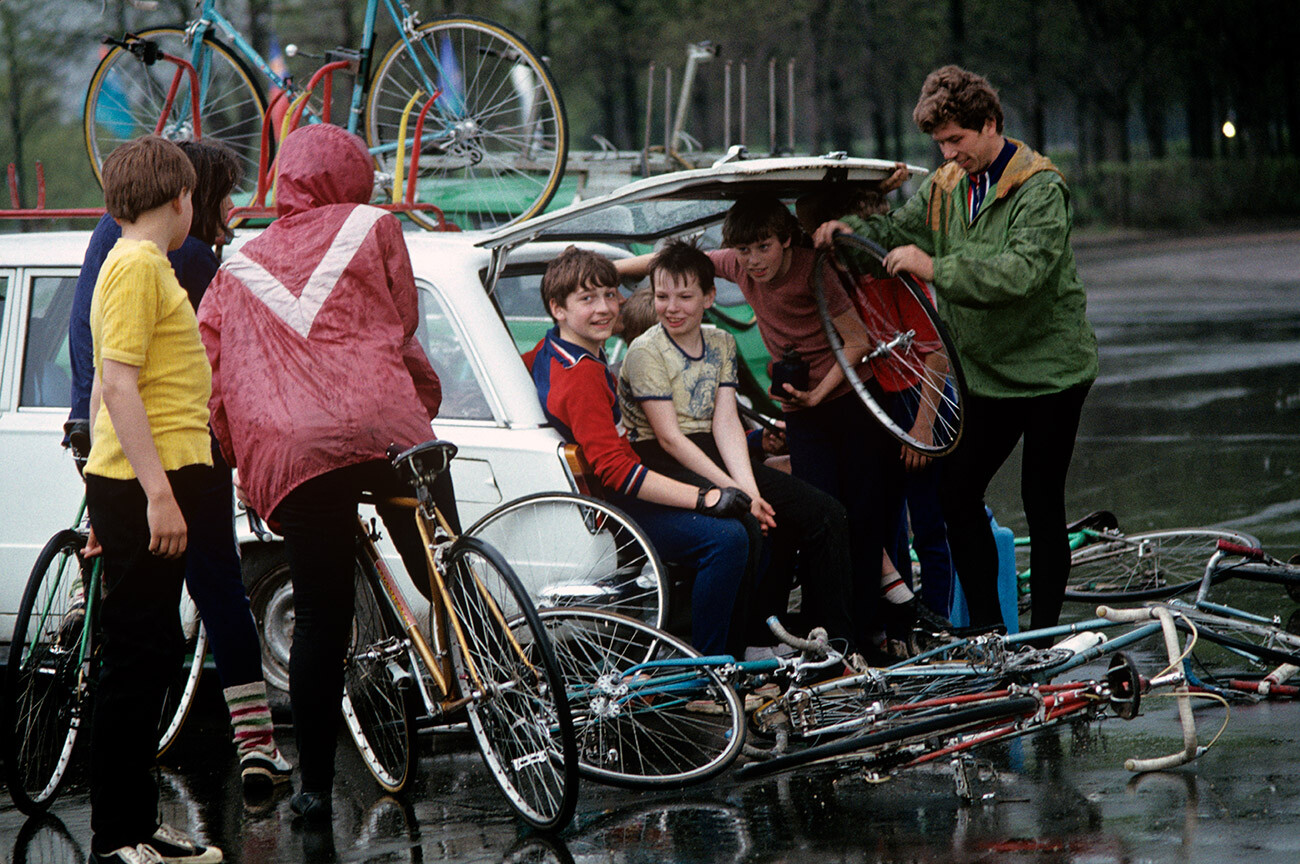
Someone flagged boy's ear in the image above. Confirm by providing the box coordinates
[547,297,566,321]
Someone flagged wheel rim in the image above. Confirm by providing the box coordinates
[365,18,568,230]
[814,233,965,456]
[84,29,266,201]
[248,564,294,694]
[466,493,667,629]
[1065,529,1261,599]
[537,608,745,787]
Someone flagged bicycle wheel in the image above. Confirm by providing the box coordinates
[3,530,93,814]
[155,587,207,759]
[466,493,668,630]
[443,536,578,830]
[537,608,745,788]
[84,27,267,202]
[341,559,419,793]
[365,16,568,230]
[1173,607,1300,670]
[814,232,965,456]
[1065,528,1261,601]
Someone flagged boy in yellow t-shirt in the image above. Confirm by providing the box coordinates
[83,135,222,864]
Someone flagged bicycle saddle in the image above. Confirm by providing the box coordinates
[390,439,458,488]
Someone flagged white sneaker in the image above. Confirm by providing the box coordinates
[88,846,165,864]
[743,644,797,662]
[149,824,223,864]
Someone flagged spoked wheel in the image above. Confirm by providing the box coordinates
[3,530,94,814]
[342,560,419,793]
[814,232,965,456]
[156,586,208,759]
[444,536,578,830]
[466,493,668,629]
[536,608,745,788]
[1065,529,1261,601]
[83,28,267,203]
[365,16,568,230]
[1173,607,1300,670]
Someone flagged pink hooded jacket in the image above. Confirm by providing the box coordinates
[198,123,441,518]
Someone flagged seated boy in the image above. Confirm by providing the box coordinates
[84,135,222,863]
[524,246,752,655]
[618,240,862,658]
[616,194,907,660]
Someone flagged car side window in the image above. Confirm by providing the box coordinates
[415,279,493,422]
[20,275,76,409]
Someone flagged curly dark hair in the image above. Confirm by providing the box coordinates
[912,65,1003,135]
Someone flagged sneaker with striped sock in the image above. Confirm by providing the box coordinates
[223,681,293,796]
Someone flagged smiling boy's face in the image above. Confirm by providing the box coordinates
[731,232,791,286]
[550,280,622,353]
[653,271,714,340]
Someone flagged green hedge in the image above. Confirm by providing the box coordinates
[1064,157,1300,229]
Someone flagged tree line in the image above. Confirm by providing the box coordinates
[2,0,1296,225]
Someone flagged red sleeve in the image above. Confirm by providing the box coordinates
[380,215,442,420]
[548,359,647,496]
[707,248,742,284]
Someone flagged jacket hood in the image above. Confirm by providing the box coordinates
[275,124,373,217]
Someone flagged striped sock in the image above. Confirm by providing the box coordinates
[224,681,277,761]
[881,569,915,605]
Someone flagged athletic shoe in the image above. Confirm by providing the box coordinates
[148,823,223,863]
[87,845,165,864]
[742,644,797,662]
[241,749,293,798]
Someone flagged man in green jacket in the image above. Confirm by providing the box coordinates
[815,65,1098,636]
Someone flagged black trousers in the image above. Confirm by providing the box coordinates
[938,384,1090,632]
[86,463,208,854]
[634,434,859,655]
[271,459,458,795]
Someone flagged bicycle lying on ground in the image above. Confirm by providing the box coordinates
[341,438,578,829]
[84,0,567,230]
[2,439,207,815]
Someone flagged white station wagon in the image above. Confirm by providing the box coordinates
[0,154,910,691]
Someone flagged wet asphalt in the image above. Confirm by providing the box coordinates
[4,227,1300,862]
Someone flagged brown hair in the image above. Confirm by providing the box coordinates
[102,135,197,223]
[619,285,657,345]
[649,238,715,297]
[912,65,1003,135]
[177,139,242,246]
[720,192,801,248]
[541,245,619,320]
[793,186,889,235]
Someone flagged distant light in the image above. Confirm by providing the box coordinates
[1222,120,1237,138]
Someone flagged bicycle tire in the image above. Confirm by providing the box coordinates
[3,530,93,814]
[364,15,568,230]
[155,591,207,759]
[739,694,1041,779]
[536,608,745,788]
[466,492,668,630]
[444,535,578,830]
[84,27,268,203]
[814,232,966,456]
[341,558,419,793]
[1065,528,1261,601]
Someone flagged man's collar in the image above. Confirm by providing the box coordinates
[970,138,1017,186]
[545,326,607,368]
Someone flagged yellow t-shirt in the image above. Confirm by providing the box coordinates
[86,238,213,479]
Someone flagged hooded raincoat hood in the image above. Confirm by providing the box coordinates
[198,124,442,517]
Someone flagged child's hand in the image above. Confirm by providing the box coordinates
[902,416,935,471]
[750,495,777,532]
[147,491,188,559]
[776,382,821,409]
[83,524,102,558]
[761,424,787,456]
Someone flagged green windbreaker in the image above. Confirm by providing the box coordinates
[845,139,1098,399]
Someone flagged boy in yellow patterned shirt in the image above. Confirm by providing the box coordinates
[84,135,222,864]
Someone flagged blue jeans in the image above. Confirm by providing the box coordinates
[614,496,751,656]
[185,437,263,688]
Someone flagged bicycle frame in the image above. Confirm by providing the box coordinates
[179,0,455,144]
